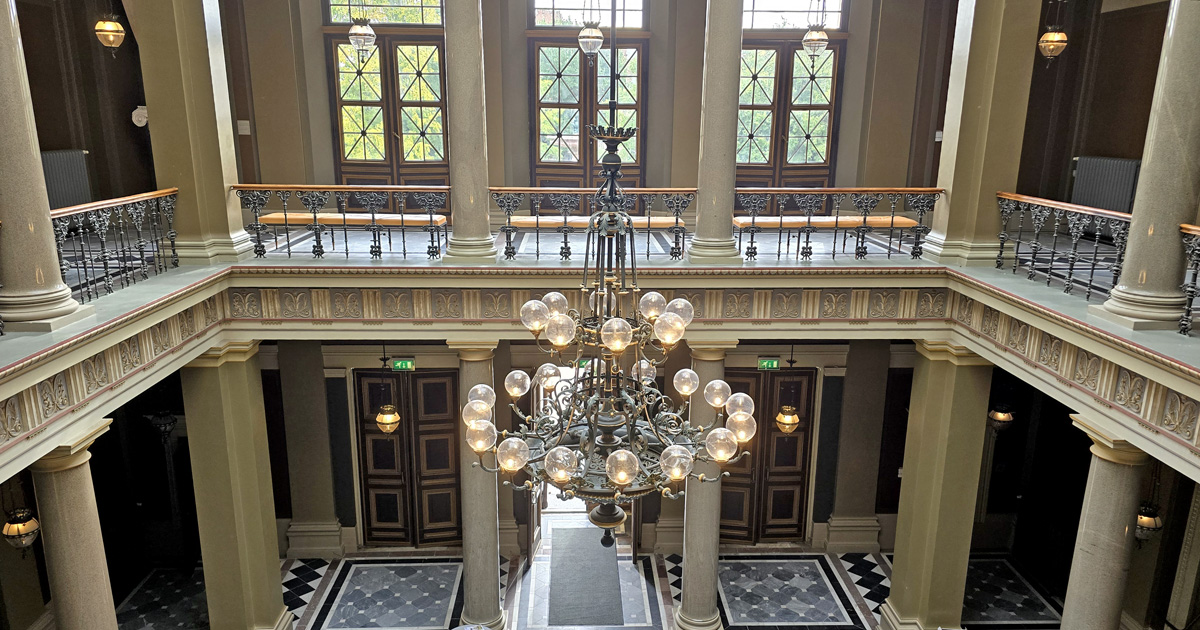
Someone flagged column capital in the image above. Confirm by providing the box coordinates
[31,417,111,473]
[915,340,989,366]
[1072,415,1149,466]
[448,340,497,362]
[689,341,739,362]
[187,340,261,368]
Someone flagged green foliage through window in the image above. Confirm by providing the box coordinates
[330,0,442,25]
[532,0,643,28]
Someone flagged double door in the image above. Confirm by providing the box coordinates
[355,369,461,546]
[719,368,817,543]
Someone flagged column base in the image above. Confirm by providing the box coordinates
[825,515,881,553]
[443,235,499,263]
[286,521,345,559]
[461,608,506,630]
[176,232,254,265]
[879,601,946,630]
[1094,289,1187,330]
[653,517,684,555]
[0,285,81,324]
[1,304,93,332]
[499,520,521,558]
[266,607,294,630]
[674,608,722,630]
[922,233,1001,267]
[686,237,743,265]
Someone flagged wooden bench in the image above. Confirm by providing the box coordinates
[505,214,686,260]
[258,212,448,257]
[732,214,920,259]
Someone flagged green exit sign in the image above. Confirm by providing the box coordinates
[758,357,780,371]
[577,358,592,368]
[390,358,416,372]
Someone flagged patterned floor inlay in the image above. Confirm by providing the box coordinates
[516,555,662,630]
[717,555,869,629]
[285,559,331,621]
[962,559,1061,627]
[839,554,889,623]
[308,559,464,630]
[116,567,208,630]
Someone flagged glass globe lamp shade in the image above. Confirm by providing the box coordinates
[536,363,562,390]
[988,406,1014,431]
[725,392,754,416]
[497,437,531,472]
[703,379,732,408]
[600,317,634,353]
[653,312,685,347]
[348,18,377,56]
[606,449,640,486]
[776,405,801,434]
[588,290,612,315]
[465,420,498,453]
[726,412,757,443]
[546,313,577,347]
[802,28,828,58]
[542,291,569,316]
[1038,29,1068,60]
[543,446,579,484]
[673,369,700,397]
[375,404,400,434]
[94,18,125,54]
[467,384,497,409]
[632,359,656,385]
[520,300,551,333]
[2,509,39,550]
[705,428,739,463]
[638,291,667,320]
[658,444,694,481]
[505,370,531,398]
[1136,504,1163,540]
[664,298,694,326]
[462,400,492,425]
[577,21,604,56]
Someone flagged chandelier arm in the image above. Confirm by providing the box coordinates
[661,486,685,500]
[502,479,535,492]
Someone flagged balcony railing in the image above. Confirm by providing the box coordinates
[1181,223,1200,335]
[231,184,450,260]
[996,192,1131,301]
[51,188,179,303]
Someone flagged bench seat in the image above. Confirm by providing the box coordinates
[732,215,918,229]
[259,212,447,227]
[509,215,680,229]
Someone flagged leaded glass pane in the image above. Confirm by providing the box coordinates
[736,109,773,164]
[539,107,581,162]
[400,106,445,161]
[787,109,830,164]
[597,48,639,105]
[742,0,842,29]
[792,49,834,106]
[342,105,386,161]
[397,45,442,102]
[595,109,638,163]
[330,0,442,25]
[739,49,776,106]
[538,47,581,104]
[532,0,644,28]
[338,44,382,102]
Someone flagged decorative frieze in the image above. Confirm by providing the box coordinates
[1074,350,1102,392]
[1,396,24,445]
[1038,334,1063,372]
[1161,392,1199,441]
[1115,368,1147,415]
[820,290,850,319]
[916,289,947,318]
[281,290,313,319]
[868,290,899,319]
[37,374,69,420]
[722,291,752,318]
[81,353,110,395]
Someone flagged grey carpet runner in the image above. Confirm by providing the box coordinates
[548,528,624,626]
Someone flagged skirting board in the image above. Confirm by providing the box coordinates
[654,517,684,555]
[25,609,53,630]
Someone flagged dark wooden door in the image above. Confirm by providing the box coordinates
[719,370,764,542]
[355,369,461,546]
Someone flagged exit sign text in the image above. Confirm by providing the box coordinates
[390,358,416,371]
[758,357,780,370]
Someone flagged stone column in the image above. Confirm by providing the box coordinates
[676,342,737,630]
[880,342,991,630]
[449,341,505,630]
[243,0,316,184]
[1167,485,1200,629]
[827,340,889,552]
[30,417,118,630]
[441,0,498,263]
[686,0,744,265]
[0,0,80,326]
[923,0,1041,266]
[1098,0,1200,328]
[181,342,291,630]
[1060,416,1149,630]
[278,341,342,558]
[124,0,254,264]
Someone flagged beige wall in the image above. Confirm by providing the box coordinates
[1102,0,1166,12]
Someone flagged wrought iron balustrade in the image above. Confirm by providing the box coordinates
[231,184,450,260]
[488,186,695,261]
[1180,223,1200,336]
[50,188,179,303]
[996,192,1131,301]
[731,187,942,261]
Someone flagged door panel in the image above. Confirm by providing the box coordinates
[719,370,763,542]
[409,371,461,545]
[358,374,410,545]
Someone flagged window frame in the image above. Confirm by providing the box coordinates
[741,0,849,32]
[326,0,445,27]
[527,0,648,30]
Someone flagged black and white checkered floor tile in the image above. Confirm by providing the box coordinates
[839,554,889,622]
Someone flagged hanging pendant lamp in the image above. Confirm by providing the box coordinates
[375,343,400,434]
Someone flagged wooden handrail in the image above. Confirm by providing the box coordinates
[50,188,179,219]
[1182,224,1200,237]
[230,184,451,193]
[487,186,697,195]
[997,192,1132,222]
[735,187,944,195]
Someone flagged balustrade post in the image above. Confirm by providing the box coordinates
[1182,233,1200,335]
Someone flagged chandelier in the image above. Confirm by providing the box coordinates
[462,0,754,536]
